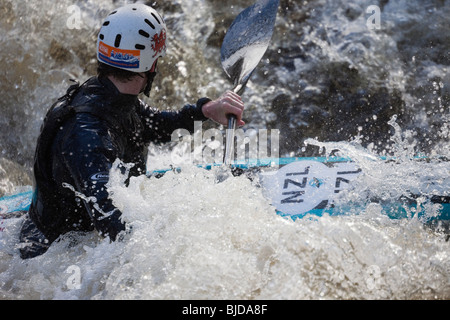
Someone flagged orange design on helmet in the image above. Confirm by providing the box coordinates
[151,29,166,58]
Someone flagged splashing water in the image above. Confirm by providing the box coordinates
[1,117,449,300]
[0,0,449,300]
[306,115,450,224]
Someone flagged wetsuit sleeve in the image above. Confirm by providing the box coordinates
[140,98,211,143]
[59,114,126,241]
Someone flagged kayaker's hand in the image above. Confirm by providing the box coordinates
[201,91,245,127]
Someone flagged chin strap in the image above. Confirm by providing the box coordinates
[143,71,157,97]
[142,59,158,97]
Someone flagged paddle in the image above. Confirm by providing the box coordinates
[220,0,279,166]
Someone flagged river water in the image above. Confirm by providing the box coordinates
[0,0,449,299]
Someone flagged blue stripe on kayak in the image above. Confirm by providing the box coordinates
[278,203,450,221]
[0,191,33,213]
[151,156,355,174]
[0,191,33,202]
[1,190,449,220]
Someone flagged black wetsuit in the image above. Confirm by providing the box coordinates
[20,76,210,259]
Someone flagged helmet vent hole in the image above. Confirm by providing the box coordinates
[139,30,150,38]
[114,34,122,47]
[109,10,117,16]
[102,21,110,26]
[135,44,146,50]
[151,13,160,24]
[99,34,104,40]
[144,19,155,29]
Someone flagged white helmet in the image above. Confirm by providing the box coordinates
[97,3,167,73]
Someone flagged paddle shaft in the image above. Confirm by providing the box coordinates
[221,0,279,166]
[223,83,246,165]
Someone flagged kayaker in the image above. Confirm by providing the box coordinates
[19,3,245,259]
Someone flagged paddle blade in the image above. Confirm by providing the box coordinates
[220,0,279,94]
